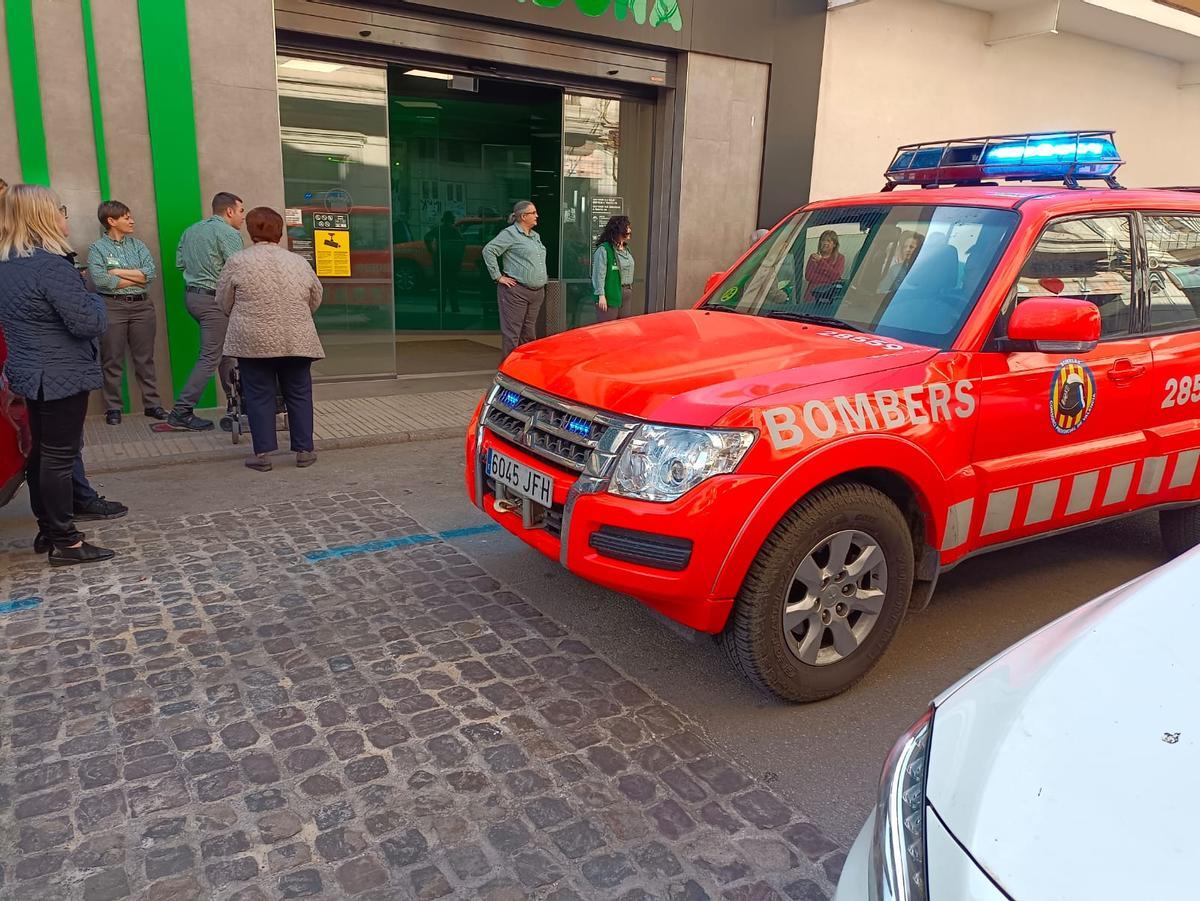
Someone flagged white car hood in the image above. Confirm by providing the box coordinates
[925,549,1200,901]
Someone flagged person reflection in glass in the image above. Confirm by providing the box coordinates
[804,230,845,302]
[424,212,465,315]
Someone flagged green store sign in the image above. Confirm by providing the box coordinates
[517,0,683,32]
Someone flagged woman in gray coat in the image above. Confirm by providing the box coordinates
[0,184,112,566]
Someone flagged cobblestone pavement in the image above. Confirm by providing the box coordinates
[0,492,842,901]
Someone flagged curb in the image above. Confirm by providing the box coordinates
[84,426,463,474]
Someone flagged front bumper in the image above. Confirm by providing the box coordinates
[466,408,771,634]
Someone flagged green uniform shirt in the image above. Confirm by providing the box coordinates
[175,216,244,291]
[87,234,157,296]
[481,224,549,289]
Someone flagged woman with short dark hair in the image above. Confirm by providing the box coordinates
[217,206,325,471]
[0,184,113,565]
[88,199,164,424]
[591,215,635,322]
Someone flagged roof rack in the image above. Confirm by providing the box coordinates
[883,130,1124,192]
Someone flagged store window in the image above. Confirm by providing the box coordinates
[277,57,396,379]
[560,93,654,328]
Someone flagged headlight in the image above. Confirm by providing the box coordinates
[609,425,755,502]
[871,707,933,901]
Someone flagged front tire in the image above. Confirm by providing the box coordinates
[1160,505,1200,557]
[720,483,914,702]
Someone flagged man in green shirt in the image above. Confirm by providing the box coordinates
[88,200,164,425]
[482,200,549,358]
[167,192,245,431]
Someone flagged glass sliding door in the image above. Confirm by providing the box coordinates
[560,93,655,329]
[388,70,560,374]
[277,56,396,379]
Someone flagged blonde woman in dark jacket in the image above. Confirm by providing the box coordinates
[0,184,112,566]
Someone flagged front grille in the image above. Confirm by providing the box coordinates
[588,526,693,572]
[483,379,630,474]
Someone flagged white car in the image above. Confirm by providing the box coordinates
[835,547,1200,900]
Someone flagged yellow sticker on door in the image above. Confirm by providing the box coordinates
[314,229,351,277]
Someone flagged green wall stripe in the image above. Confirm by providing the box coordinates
[4,0,49,185]
[137,0,214,409]
[79,0,110,199]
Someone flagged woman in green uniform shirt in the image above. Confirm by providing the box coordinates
[591,215,634,322]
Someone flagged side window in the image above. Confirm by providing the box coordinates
[1144,215,1200,333]
[1015,216,1133,339]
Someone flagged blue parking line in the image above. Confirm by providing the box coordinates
[306,524,502,562]
[0,597,42,615]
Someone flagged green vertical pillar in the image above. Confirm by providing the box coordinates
[4,0,49,185]
[137,0,212,409]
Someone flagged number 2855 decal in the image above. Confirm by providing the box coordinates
[1162,376,1200,409]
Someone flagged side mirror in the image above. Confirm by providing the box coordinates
[1007,296,1101,354]
[703,271,726,297]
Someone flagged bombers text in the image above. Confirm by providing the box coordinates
[762,380,977,449]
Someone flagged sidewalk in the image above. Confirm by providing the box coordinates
[82,388,485,473]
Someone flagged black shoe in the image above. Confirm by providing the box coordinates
[166,410,214,431]
[74,496,128,521]
[49,541,115,567]
[105,409,121,425]
[144,406,168,420]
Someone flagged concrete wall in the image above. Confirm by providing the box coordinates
[811,0,1200,200]
[675,53,769,308]
[188,0,284,214]
[0,0,284,407]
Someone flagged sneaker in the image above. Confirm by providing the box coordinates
[143,406,168,420]
[105,409,121,425]
[166,410,214,431]
[49,541,115,567]
[296,451,317,468]
[75,496,129,521]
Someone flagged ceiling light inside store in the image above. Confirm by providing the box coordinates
[404,69,454,81]
[280,59,344,73]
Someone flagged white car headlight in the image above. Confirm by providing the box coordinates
[609,425,755,503]
[871,707,933,901]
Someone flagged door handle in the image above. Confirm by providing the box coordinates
[1108,359,1147,384]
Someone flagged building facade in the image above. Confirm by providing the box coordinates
[2,0,1200,397]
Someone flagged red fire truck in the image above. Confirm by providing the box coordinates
[465,131,1200,701]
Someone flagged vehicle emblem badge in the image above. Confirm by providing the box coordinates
[1049,359,1096,435]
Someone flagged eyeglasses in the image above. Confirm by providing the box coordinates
[59,205,69,218]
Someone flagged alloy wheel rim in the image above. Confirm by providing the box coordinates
[781,529,888,667]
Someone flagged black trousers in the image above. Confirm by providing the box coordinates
[238,357,314,455]
[26,391,89,548]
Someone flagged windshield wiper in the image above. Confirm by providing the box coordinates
[762,310,866,333]
[699,303,744,314]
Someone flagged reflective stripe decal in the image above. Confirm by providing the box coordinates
[1103,463,1135,506]
[1025,479,1060,526]
[942,499,974,551]
[953,450,1200,554]
[1170,450,1200,490]
[981,488,1018,536]
[1065,471,1099,516]
[1138,456,1168,496]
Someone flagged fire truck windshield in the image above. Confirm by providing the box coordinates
[701,204,1019,349]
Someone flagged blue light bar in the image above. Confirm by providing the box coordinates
[497,389,521,408]
[883,130,1124,190]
